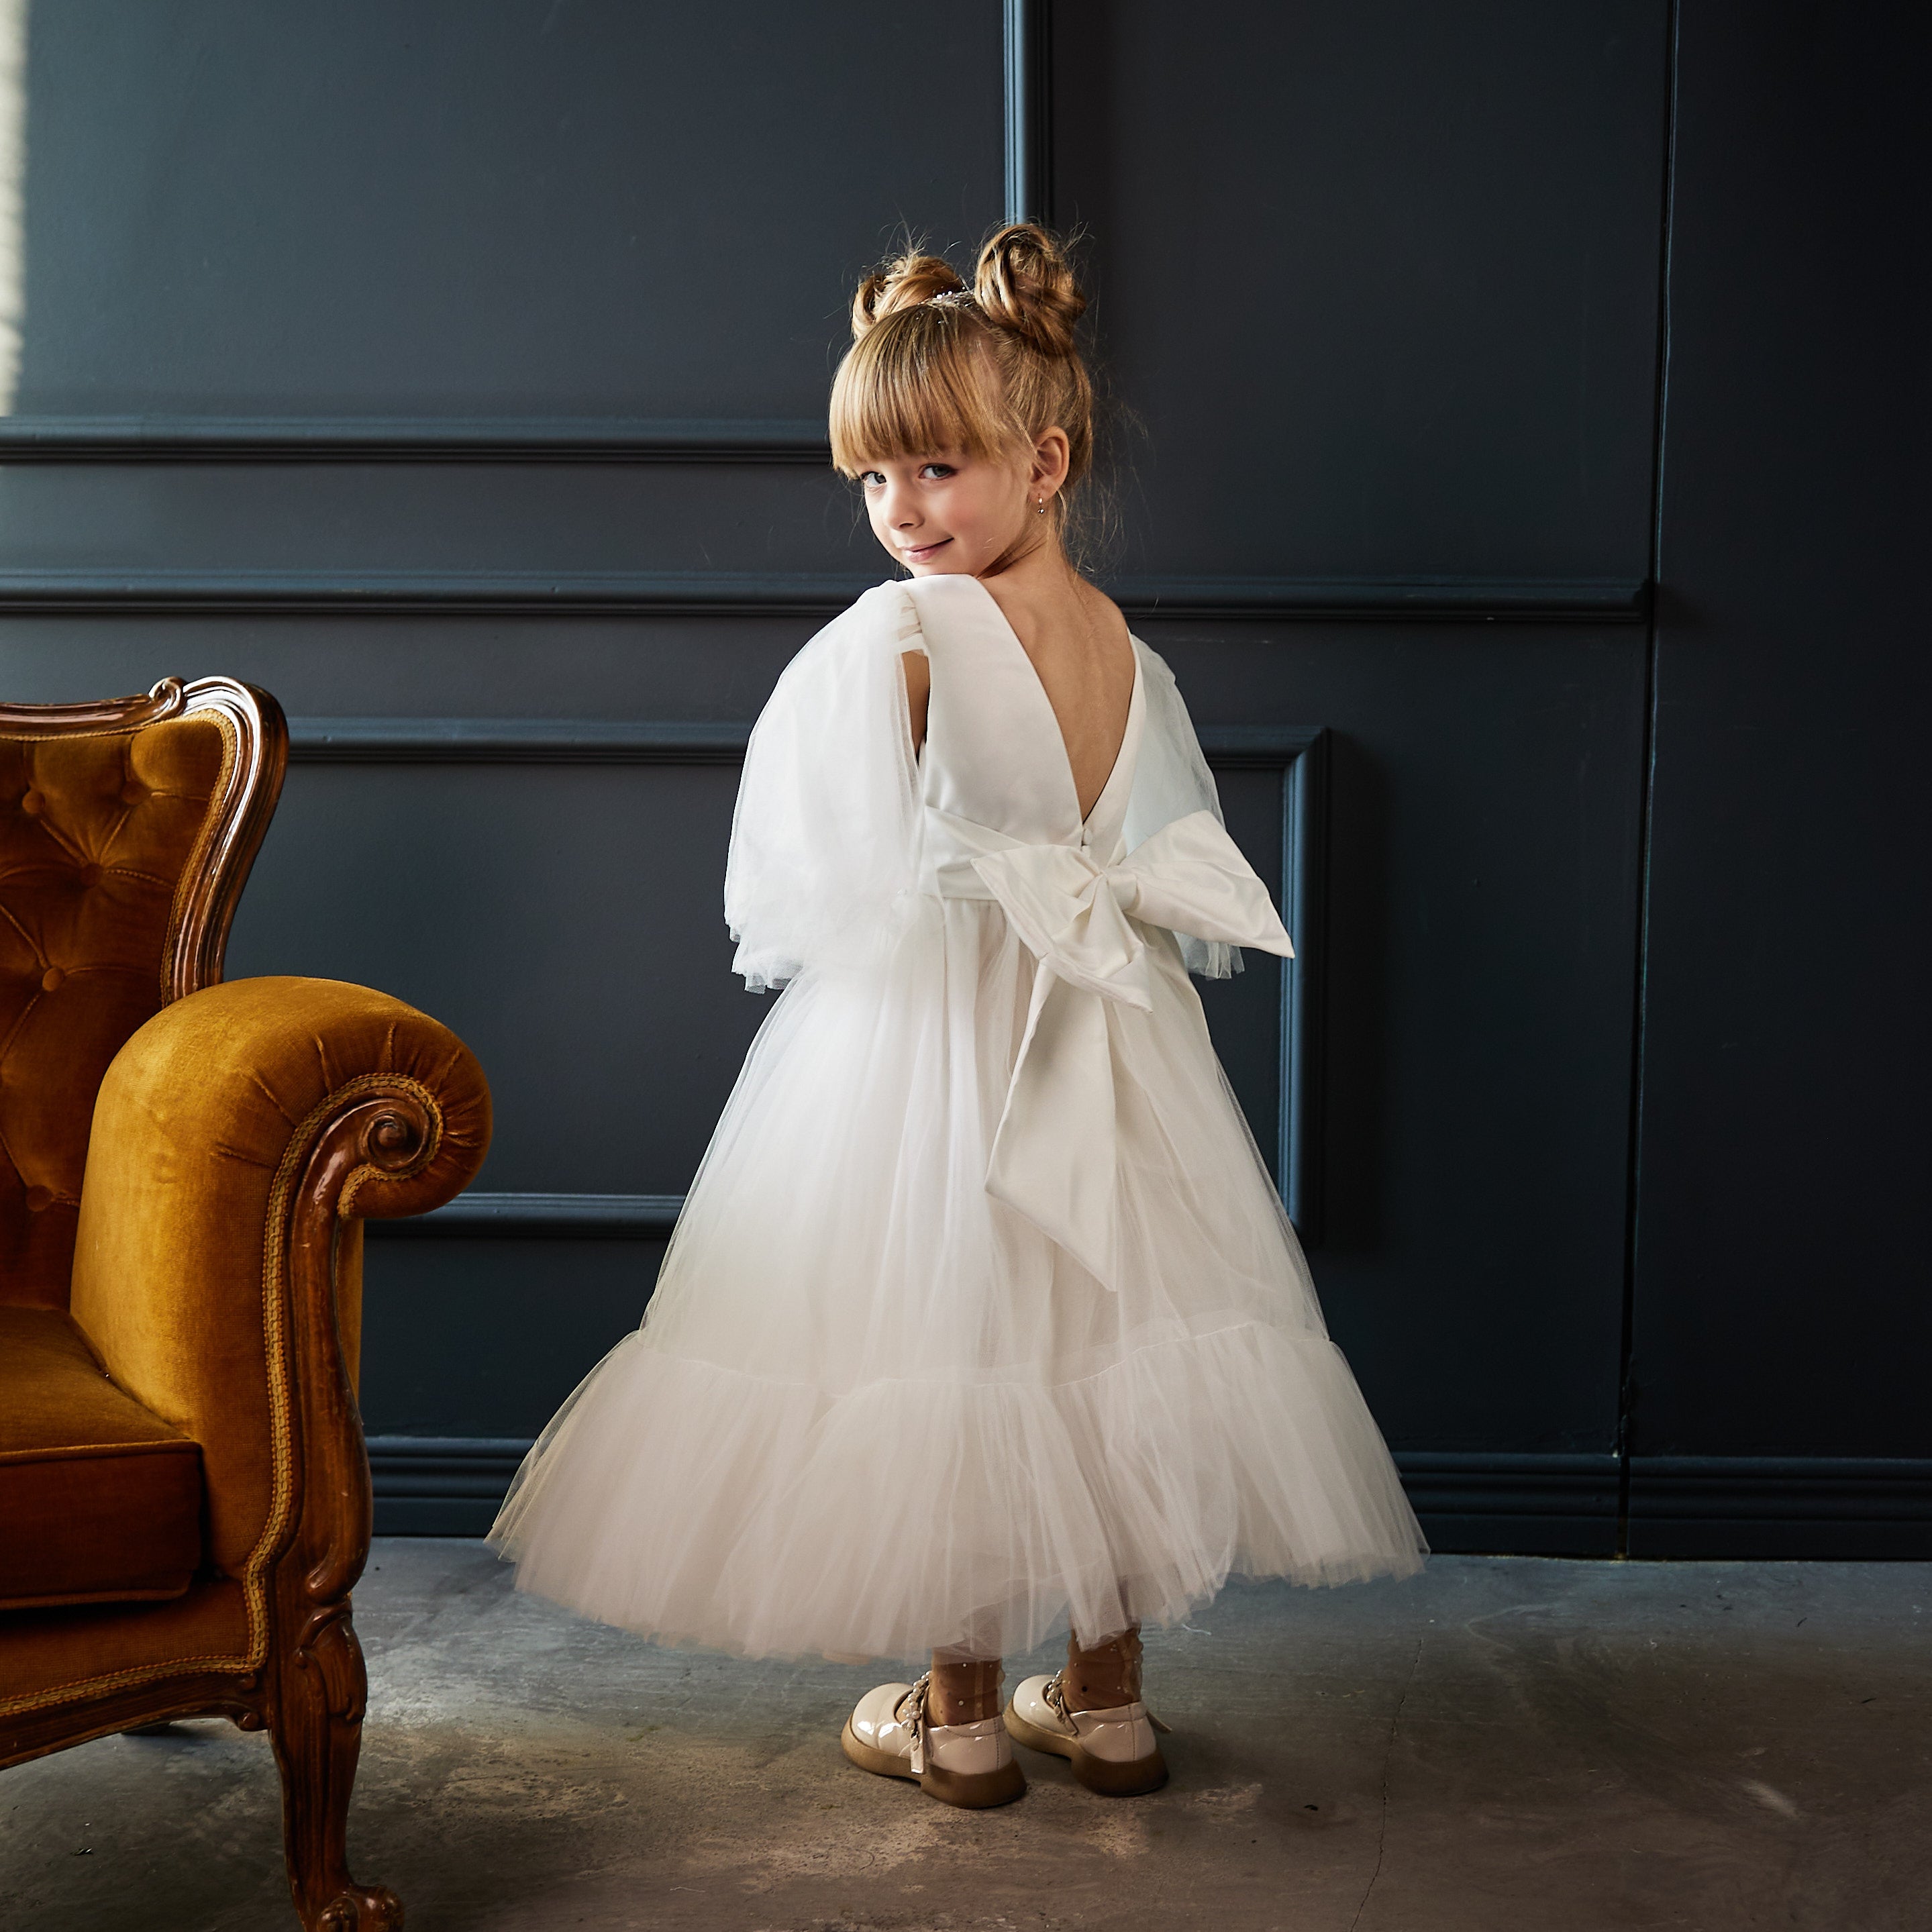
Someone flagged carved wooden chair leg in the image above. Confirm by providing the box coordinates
[269,1602,401,1932]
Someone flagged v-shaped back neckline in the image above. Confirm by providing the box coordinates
[955,574,1142,834]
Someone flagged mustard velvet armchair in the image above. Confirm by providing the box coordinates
[0,678,491,1931]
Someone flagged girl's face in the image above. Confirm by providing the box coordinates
[857,448,1031,575]
[856,429,1068,576]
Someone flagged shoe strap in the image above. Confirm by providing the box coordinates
[896,1672,933,1774]
[903,1670,1017,1772]
[1048,1667,1169,1734]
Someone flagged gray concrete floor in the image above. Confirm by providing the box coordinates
[3,1541,1928,1931]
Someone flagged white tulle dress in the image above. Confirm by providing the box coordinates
[487,572,1426,1662]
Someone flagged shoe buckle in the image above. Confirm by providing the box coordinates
[1043,1668,1074,1726]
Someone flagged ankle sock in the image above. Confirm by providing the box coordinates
[1064,1625,1143,1709]
[928,1656,1002,1725]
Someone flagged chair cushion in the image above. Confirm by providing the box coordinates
[0,1576,250,1711]
[0,1305,202,1611]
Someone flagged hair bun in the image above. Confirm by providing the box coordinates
[851,250,968,339]
[972,224,1085,358]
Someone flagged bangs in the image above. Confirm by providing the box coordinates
[829,309,1019,476]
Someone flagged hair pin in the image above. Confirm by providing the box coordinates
[928,290,974,309]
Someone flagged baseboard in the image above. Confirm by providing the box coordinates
[367,1437,532,1537]
[362,1439,1628,1550]
[364,1438,1932,1557]
[1625,1456,1932,1559]
[1393,1452,1623,1557]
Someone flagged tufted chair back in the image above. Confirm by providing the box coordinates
[0,679,286,1310]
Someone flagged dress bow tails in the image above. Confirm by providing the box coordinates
[931,808,1295,1290]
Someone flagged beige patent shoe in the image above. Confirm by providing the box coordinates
[1005,1668,1170,1796]
[841,1672,1027,1809]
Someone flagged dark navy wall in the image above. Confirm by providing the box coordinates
[1054,1,1667,582]
[1054,1,1665,1534]
[1625,3,1932,1552]
[18,1,1001,416]
[1,3,1922,1556]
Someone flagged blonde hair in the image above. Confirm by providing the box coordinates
[829,225,1093,559]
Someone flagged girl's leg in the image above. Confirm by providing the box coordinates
[1062,1623,1143,1710]
[928,1648,1003,1724]
[843,1643,1025,1808]
[1004,1621,1167,1795]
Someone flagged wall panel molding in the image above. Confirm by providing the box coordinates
[1114,577,1646,623]
[1004,0,1052,225]
[290,719,752,764]
[0,416,832,463]
[0,570,1647,622]
[0,569,874,617]
[370,1191,683,1237]
[1239,727,1327,1234]
[311,718,1327,1229]
[288,719,1315,764]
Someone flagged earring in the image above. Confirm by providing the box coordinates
[1036,499,1047,516]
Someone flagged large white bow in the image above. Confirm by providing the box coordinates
[929,808,1294,1289]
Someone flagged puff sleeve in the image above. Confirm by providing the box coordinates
[1121,643,1250,980]
[723,582,925,990]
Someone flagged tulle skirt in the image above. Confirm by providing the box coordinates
[487,897,1426,1662]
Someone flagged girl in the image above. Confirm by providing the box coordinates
[489,226,1425,1809]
